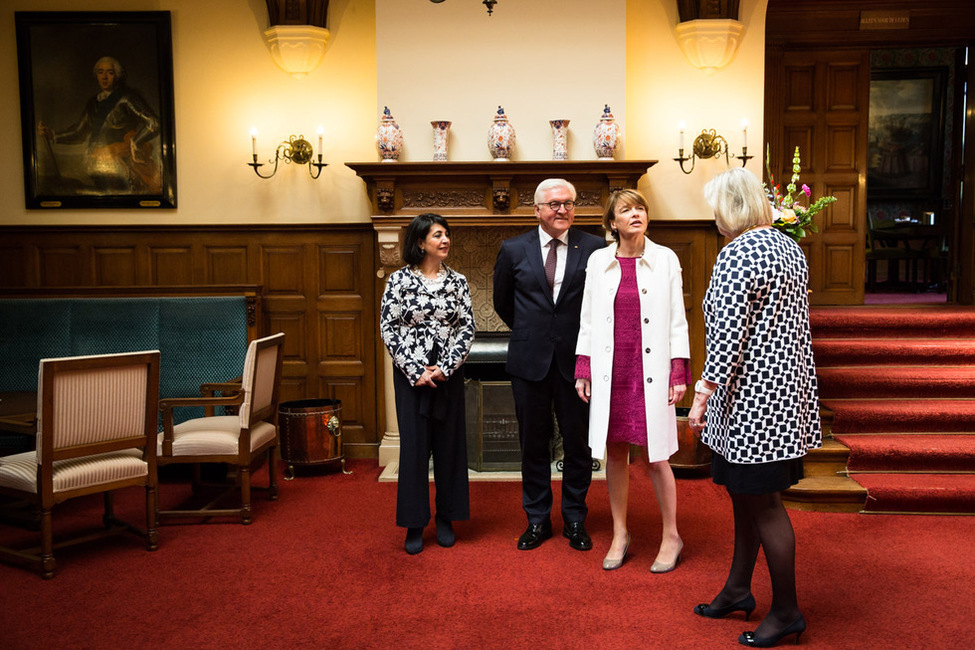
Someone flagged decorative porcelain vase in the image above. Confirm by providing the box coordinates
[431,120,451,162]
[376,106,403,162]
[550,119,570,160]
[592,104,621,160]
[487,106,516,161]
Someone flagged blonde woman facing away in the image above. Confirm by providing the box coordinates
[689,168,821,647]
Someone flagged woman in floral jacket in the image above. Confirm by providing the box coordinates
[380,213,475,555]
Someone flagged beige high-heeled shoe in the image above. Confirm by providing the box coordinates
[602,533,630,571]
[650,538,683,573]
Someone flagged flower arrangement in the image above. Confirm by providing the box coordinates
[765,144,837,242]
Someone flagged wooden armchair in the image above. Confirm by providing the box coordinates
[157,333,285,524]
[0,351,161,579]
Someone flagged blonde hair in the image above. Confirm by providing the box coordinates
[602,189,649,242]
[703,168,773,236]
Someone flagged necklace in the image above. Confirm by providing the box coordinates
[739,224,764,237]
[411,264,447,287]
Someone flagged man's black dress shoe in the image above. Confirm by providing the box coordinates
[562,521,593,551]
[517,520,553,550]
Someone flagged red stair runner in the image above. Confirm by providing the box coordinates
[812,305,975,514]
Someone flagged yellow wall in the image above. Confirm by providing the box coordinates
[0,0,767,226]
[0,0,376,226]
[376,0,626,162]
[628,0,767,220]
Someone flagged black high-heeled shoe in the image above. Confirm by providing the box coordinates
[693,593,756,620]
[738,614,806,647]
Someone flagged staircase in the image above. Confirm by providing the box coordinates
[784,305,975,514]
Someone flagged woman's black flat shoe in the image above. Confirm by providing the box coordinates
[738,614,806,647]
[694,593,756,620]
[405,527,424,555]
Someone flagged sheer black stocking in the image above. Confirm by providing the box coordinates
[710,489,802,637]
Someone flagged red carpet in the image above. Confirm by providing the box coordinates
[1,460,974,648]
[812,305,975,514]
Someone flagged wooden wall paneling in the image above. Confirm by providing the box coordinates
[93,246,137,286]
[0,225,381,457]
[262,245,306,295]
[822,244,856,291]
[784,65,816,112]
[826,63,861,111]
[0,247,26,287]
[824,184,857,230]
[38,244,86,286]
[149,246,194,285]
[316,238,377,455]
[204,245,249,285]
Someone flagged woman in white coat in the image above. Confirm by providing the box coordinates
[575,189,691,572]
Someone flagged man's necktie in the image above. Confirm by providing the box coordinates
[545,239,561,296]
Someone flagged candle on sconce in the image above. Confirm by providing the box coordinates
[317,126,324,156]
[678,121,686,151]
[250,127,258,156]
[741,118,748,149]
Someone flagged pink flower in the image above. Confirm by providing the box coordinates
[802,184,811,197]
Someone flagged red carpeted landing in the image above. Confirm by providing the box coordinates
[812,305,975,514]
[1,460,973,648]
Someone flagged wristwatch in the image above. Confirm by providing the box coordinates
[694,379,714,396]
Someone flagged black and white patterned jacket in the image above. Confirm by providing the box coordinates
[380,265,475,385]
[700,228,822,464]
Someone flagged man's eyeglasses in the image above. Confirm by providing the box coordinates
[540,201,576,211]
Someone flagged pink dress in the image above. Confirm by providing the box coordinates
[606,257,647,445]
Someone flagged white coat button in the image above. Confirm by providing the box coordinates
[646,377,653,383]
[642,288,647,294]
[643,318,649,324]
[605,346,611,353]
[645,347,651,354]
[607,316,612,323]
[603,375,610,382]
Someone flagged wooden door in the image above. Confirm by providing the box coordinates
[765,48,869,305]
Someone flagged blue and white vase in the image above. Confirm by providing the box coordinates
[431,120,451,162]
[550,119,570,160]
[592,104,621,160]
[376,106,403,162]
[488,106,516,161]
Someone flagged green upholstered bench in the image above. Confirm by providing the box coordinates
[0,286,262,434]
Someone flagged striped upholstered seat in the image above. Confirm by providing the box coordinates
[157,333,284,525]
[0,351,161,579]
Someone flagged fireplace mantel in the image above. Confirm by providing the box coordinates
[347,160,657,228]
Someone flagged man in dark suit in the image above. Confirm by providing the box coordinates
[493,178,605,551]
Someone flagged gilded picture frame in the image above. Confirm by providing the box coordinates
[15,11,177,209]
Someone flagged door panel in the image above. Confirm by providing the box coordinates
[767,48,869,305]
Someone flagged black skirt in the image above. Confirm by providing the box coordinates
[710,451,804,495]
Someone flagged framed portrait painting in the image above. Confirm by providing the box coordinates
[867,67,946,199]
[15,12,177,209]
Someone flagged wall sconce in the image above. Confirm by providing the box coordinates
[674,120,752,174]
[249,127,327,179]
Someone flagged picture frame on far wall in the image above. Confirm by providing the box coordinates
[15,11,176,209]
[867,67,946,200]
